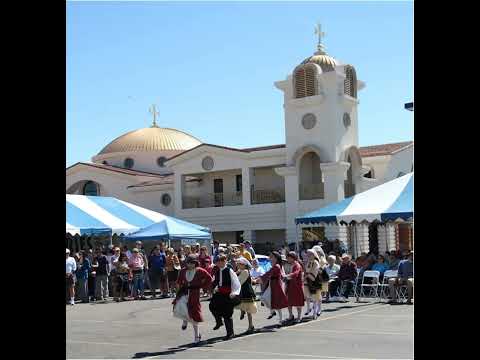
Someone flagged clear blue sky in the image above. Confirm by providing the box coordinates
[66,1,413,167]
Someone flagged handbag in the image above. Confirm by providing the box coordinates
[173,294,190,321]
[260,284,272,309]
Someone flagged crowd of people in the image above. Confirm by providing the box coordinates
[66,239,413,342]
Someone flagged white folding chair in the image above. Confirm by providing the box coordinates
[360,270,381,301]
[397,282,409,303]
[353,268,361,301]
[379,270,398,301]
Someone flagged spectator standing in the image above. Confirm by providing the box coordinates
[177,248,186,269]
[238,243,253,262]
[166,248,181,297]
[122,245,132,260]
[129,248,147,300]
[198,246,212,274]
[149,246,167,298]
[76,250,91,303]
[66,249,77,305]
[244,241,256,259]
[86,248,96,302]
[183,245,192,258]
[388,251,414,304]
[212,240,220,259]
[93,248,110,301]
[303,249,323,319]
[114,252,131,301]
[329,254,358,302]
[136,241,150,293]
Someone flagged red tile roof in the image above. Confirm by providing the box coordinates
[358,141,413,158]
[66,162,165,177]
[127,175,201,188]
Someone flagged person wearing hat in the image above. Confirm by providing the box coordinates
[66,249,77,305]
[388,251,413,304]
[235,257,257,333]
[329,254,358,303]
[303,249,323,319]
[258,251,289,325]
[174,254,213,343]
[283,252,305,323]
[128,248,147,300]
[209,254,241,340]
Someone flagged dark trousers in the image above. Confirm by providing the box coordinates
[209,293,235,335]
[329,279,354,298]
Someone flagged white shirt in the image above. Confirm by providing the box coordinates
[325,263,340,278]
[66,257,77,274]
[217,266,241,296]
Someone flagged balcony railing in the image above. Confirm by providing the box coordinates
[251,188,285,204]
[299,183,324,200]
[183,192,243,209]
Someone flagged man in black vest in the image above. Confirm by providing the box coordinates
[209,254,241,340]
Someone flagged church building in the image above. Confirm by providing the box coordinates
[66,29,413,256]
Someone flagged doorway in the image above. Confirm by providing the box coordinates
[213,179,224,207]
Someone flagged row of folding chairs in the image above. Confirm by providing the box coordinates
[352,269,408,302]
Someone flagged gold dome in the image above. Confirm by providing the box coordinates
[98,126,202,155]
[300,53,338,73]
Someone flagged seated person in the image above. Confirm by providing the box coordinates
[388,253,401,270]
[388,251,413,304]
[329,254,357,302]
[355,253,368,271]
[325,255,340,301]
[371,255,389,281]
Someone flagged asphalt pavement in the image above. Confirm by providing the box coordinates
[66,296,413,359]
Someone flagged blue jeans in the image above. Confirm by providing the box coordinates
[132,271,144,297]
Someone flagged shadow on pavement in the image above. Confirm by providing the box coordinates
[132,327,275,358]
[132,301,382,358]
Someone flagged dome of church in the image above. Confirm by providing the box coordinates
[299,53,338,73]
[98,126,202,155]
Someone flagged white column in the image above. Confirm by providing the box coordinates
[320,162,351,203]
[242,167,254,206]
[174,173,185,213]
[378,225,387,255]
[386,223,397,251]
[275,166,299,247]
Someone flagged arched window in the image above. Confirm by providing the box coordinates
[294,64,317,99]
[344,155,356,197]
[83,181,99,196]
[344,65,357,98]
[157,156,167,168]
[124,158,134,169]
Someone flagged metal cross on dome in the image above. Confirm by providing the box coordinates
[314,22,327,54]
[149,104,159,127]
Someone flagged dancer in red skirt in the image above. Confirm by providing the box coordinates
[284,251,305,323]
[173,255,213,343]
[259,251,289,325]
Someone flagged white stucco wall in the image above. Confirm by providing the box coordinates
[383,146,413,182]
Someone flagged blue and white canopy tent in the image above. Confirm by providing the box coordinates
[66,195,211,248]
[295,173,413,255]
[122,217,212,246]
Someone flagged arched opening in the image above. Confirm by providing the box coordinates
[298,152,324,200]
[83,181,99,196]
[344,65,357,98]
[344,155,356,197]
[293,64,317,99]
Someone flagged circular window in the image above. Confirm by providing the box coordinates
[343,113,351,128]
[83,181,99,196]
[157,156,167,167]
[202,156,214,171]
[161,193,172,206]
[301,113,316,130]
[124,158,134,169]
